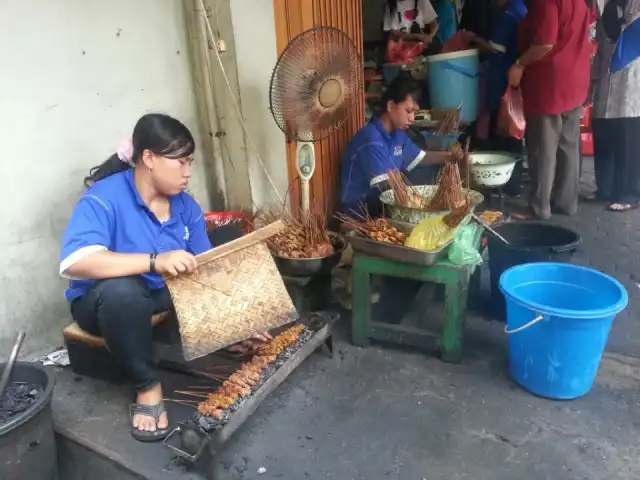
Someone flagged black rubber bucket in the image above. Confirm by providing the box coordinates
[487,222,582,322]
[0,362,58,480]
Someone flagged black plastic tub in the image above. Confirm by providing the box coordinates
[0,362,57,480]
[487,222,582,322]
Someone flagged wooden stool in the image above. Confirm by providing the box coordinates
[63,312,169,383]
[351,226,483,363]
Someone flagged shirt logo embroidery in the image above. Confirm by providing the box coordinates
[184,226,190,242]
[393,145,403,156]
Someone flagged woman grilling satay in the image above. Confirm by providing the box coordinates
[59,114,271,442]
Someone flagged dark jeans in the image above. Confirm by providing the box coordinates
[609,117,640,204]
[70,225,244,391]
[591,118,614,200]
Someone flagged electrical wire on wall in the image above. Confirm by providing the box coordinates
[196,0,285,206]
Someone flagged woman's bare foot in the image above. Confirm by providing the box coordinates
[132,383,168,433]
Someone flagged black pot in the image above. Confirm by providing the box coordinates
[0,363,58,480]
[273,232,346,276]
[487,221,582,322]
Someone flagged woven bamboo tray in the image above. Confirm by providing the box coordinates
[166,221,297,361]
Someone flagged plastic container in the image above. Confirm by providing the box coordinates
[488,222,581,322]
[500,263,628,399]
[420,131,460,151]
[0,363,58,480]
[426,49,479,123]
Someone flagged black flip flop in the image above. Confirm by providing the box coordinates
[607,202,639,212]
[130,401,171,442]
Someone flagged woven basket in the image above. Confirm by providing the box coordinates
[166,221,297,361]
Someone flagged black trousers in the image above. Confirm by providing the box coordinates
[591,118,614,200]
[609,117,640,204]
[70,225,243,391]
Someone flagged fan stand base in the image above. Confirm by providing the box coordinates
[282,274,333,313]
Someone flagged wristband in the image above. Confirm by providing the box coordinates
[150,253,157,273]
[515,58,524,68]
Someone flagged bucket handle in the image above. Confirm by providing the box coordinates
[504,314,544,334]
[442,61,478,79]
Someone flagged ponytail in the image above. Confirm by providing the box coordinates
[83,113,195,188]
[84,154,131,187]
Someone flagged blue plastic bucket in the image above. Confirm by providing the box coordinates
[426,49,479,123]
[500,263,628,400]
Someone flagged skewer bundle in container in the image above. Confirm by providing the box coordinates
[426,157,465,212]
[254,204,334,259]
[335,211,406,245]
[436,107,461,136]
[165,221,298,361]
[386,169,427,210]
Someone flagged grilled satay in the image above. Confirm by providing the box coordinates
[197,403,224,419]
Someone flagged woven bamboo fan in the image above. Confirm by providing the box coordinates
[166,221,297,361]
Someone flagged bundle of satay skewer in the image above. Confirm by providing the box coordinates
[171,324,309,424]
[435,107,461,136]
[254,203,334,259]
[335,208,406,245]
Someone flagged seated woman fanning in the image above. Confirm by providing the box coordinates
[383,0,441,55]
[340,74,450,217]
[59,114,271,442]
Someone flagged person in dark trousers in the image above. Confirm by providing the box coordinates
[599,0,640,211]
[586,0,615,202]
[509,0,596,220]
[463,0,528,197]
[59,114,271,442]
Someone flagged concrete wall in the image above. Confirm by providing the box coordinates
[0,0,211,356]
[228,0,288,208]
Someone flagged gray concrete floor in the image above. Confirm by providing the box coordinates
[53,157,640,480]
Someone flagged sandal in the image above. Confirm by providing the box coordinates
[130,400,171,442]
[607,202,639,212]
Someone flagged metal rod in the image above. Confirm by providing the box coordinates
[0,331,26,400]
[471,213,510,245]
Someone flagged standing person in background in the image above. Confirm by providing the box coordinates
[432,0,459,45]
[383,0,441,54]
[462,0,528,197]
[509,0,596,220]
[459,0,496,42]
[599,0,640,211]
[586,0,615,202]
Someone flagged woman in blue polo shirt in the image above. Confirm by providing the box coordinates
[59,114,270,442]
[340,74,449,217]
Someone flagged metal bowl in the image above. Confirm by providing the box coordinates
[272,232,347,276]
[379,185,484,224]
[470,152,521,187]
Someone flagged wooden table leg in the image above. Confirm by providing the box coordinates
[351,257,372,347]
[440,273,470,363]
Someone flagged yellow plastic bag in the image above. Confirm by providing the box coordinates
[404,216,454,251]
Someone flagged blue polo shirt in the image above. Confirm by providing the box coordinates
[340,116,424,213]
[60,169,211,301]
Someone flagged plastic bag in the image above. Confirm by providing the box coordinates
[404,216,454,251]
[448,225,482,267]
[385,38,425,64]
[497,87,526,140]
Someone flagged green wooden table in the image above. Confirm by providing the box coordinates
[351,225,483,363]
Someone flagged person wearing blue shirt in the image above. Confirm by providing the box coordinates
[59,114,270,442]
[340,75,449,217]
[462,0,527,196]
